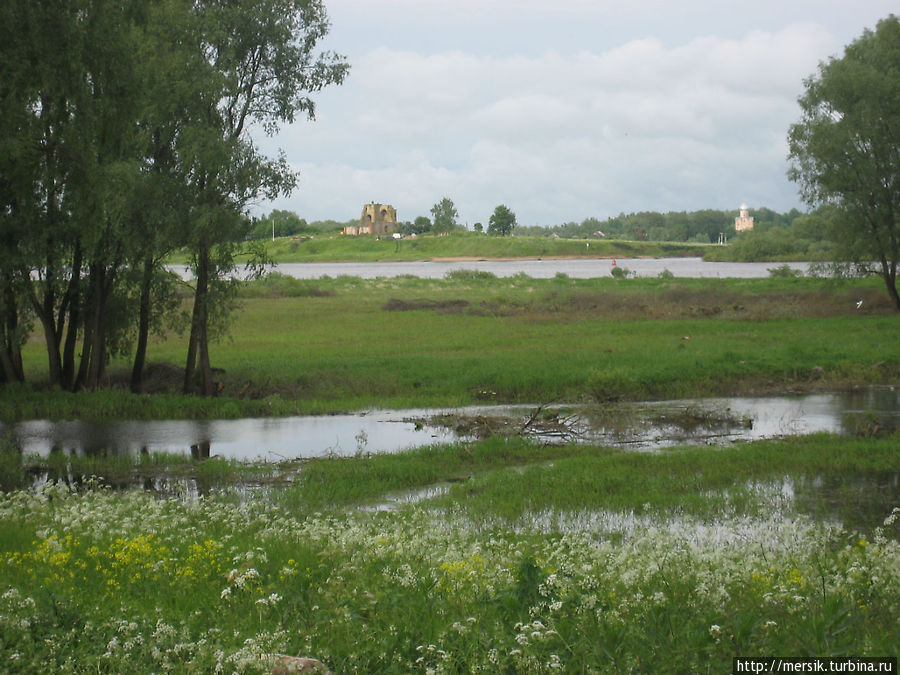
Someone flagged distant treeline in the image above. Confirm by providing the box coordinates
[521,207,801,242]
[528,206,839,261]
[253,205,841,261]
[249,210,356,239]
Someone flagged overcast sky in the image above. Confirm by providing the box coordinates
[253,0,897,228]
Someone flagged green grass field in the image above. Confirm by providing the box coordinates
[4,273,897,421]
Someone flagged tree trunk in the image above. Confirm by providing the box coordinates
[33,295,63,387]
[74,298,95,391]
[197,308,213,395]
[75,264,114,391]
[130,255,155,393]
[0,351,23,383]
[0,279,25,383]
[184,242,215,395]
[184,319,199,394]
[880,257,900,311]
[60,243,83,390]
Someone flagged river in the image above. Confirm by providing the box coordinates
[169,257,810,281]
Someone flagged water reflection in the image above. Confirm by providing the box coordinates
[4,411,459,461]
[790,472,900,532]
[2,388,897,461]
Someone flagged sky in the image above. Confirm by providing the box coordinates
[253,0,897,228]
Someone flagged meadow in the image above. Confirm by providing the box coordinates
[1,270,898,672]
[3,271,898,421]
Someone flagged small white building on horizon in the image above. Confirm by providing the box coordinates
[735,204,754,232]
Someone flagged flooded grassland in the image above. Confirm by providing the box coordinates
[1,433,898,673]
[1,274,899,672]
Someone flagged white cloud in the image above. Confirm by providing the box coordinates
[257,2,896,225]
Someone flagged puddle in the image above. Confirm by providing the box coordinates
[495,471,899,538]
[360,484,452,512]
[2,388,898,461]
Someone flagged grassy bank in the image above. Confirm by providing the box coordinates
[1,434,898,672]
[4,274,897,421]
[222,231,711,263]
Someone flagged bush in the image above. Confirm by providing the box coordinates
[768,264,803,279]
[444,269,497,281]
[239,272,334,298]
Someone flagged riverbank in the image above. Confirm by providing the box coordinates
[3,274,896,422]
[218,231,715,264]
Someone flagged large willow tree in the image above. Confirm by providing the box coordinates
[788,15,900,310]
[182,0,349,396]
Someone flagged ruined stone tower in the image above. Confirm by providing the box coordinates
[343,203,397,235]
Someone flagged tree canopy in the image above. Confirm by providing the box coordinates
[430,197,459,233]
[788,14,900,310]
[0,0,348,389]
[488,205,517,236]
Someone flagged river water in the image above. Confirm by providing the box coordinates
[4,389,898,462]
[169,257,810,281]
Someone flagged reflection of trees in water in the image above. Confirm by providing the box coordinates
[191,441,211,460]
[791,472,900,533]
[19,440,217,498]
[44,444,83,489]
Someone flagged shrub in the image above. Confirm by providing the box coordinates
[768,264,803,279]
[444,269,497,281]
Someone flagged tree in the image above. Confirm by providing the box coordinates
[488,204,516,236]
[0,0,154,390]
[181,0,349,395]
[787,14,900,310]
[0,0,348,392]
[430,197,459,233]
[250,210,310,240]
[127,0,200,393]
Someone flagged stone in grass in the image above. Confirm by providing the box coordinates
[263,654,331,674]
